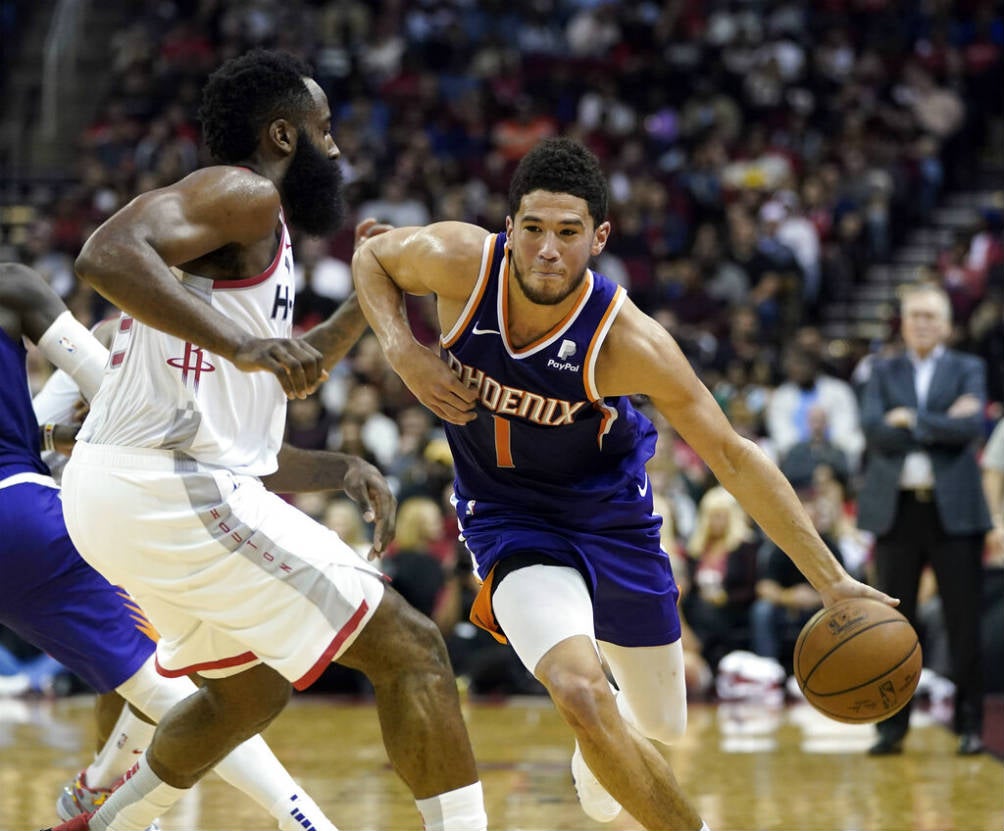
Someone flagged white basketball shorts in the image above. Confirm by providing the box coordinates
[62,442,385,689]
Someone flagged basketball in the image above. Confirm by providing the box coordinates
[793,597,922,724]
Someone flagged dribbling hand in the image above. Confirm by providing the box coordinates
[232,337,328,399]
[817,574,899,610]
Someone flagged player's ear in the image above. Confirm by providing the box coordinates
[591,220,611,256]
[504,215,514,244]
[268,118,296,157]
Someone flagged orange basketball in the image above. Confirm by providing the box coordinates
[793,597,922,724]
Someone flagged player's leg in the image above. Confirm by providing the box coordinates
[337,585,486,831]
[491,562,703,831]
[597,640,688,745]
[14,475,335,831]
[113,655,337,831]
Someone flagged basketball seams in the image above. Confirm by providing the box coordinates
[799,619,916,691]
[805,640,921,697]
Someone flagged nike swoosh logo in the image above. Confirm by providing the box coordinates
[472,325,501,336]
[637,475,649,497]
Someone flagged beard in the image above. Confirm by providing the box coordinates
[510,257,587,306]
[280,134,346,236]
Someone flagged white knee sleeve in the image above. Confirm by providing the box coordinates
[491,564,598,674]
[116,655,199,721]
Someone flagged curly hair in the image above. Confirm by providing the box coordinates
[199,49,314,164]
[508,137,609,227]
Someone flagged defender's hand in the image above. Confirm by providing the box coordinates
[232,338,328,399]
[342,458,397,559]
[354,217,394,250]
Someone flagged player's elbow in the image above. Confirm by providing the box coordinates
[713,433,758,483]
[74,237,103,286]
[75,230,128,290]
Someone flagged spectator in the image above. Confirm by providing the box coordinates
[767,345,864,471]
[682,486,760,670]
[779,404,851,491]
[383,496,450,619]
[322,496,373,561]
[292,235,353,330]
[857,284,989,756]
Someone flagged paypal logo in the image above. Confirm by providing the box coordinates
[547,358,580,372]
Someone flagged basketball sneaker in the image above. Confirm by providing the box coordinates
[570,741,621,822]
[56,771,110,821]
[55,771,159,831]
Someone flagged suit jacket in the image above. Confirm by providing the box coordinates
[857,348,991,536]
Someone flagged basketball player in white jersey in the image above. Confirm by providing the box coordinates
[53,49,485,831]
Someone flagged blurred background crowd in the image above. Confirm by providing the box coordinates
[0,0,1003,705]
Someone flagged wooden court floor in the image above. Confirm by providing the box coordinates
[1,692,1001,831]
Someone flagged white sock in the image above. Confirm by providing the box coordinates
[274,791,337,831]
[700,822,711,830]
[86,707,156,790]
[415,781,486,831]
[212,734,338,831]
[89,753,187,831]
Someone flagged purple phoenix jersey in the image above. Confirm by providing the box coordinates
[440,232,680,648]
[0,327,155,691]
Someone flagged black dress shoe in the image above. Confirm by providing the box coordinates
[957,733,985,755]
[868,735,905,756]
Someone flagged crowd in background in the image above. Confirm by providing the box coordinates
[2,0,1004,701]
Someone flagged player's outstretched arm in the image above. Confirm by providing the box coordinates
[599,298,898,610]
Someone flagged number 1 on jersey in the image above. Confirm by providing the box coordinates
[493,415,514,468]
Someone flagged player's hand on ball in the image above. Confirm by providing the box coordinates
[817,574,899,610]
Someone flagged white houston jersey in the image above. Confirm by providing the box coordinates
[80,221,296,475]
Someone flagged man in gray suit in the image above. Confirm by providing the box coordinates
[858,283,989,755]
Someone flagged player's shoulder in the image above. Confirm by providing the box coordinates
[176,165,279,205]
[162,165,280,236]
[414,220,493,252]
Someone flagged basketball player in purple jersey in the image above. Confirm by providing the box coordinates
[1,262,356,831]
[353,137,898,830]
[52,49,484,831]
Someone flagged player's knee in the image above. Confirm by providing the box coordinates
[398,606,453,676]
[544,670,613,734]
[359,590,453,683]
[206,667,291,732]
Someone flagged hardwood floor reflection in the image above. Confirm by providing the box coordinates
[1,693,1001,830]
